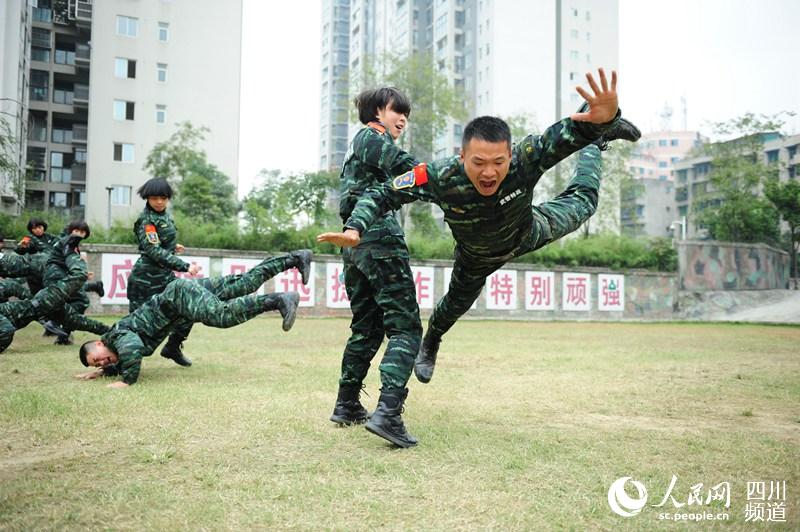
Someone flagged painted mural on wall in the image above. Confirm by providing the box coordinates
[679,241,789,291]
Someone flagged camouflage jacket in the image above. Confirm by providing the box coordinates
[101,292,178,384]
[15,232,59,255]
[345,114,618,259]
[132,206,189,273]
[42,233,81,289]
[338,122,419,245]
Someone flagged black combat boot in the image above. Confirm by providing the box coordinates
[288,250,313,285]
[329,383,370,425]
[272,291,300,331]
[85,281,105,298]
[54,332,73,345]
[365,387,417,448]
[576,101,641,150]
[161,339,192,367]
[41,319,68,338]
[414,333,441,384]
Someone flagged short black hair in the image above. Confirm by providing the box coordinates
[27,217,48,232]
[78,340,94,367]
[462,116,512,149]
[66,220,91,239]
[137,177,173,200]
[354,87,411,125]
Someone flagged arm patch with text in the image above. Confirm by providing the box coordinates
[144,224,160,245]
[392,163,428,190]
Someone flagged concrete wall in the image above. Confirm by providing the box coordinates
[677,240,790,291]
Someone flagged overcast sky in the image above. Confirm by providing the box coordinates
[237,0,800,198]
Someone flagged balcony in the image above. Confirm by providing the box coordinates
[28,127,47,143]
[70,0,93,27]
[71,164,86,182]
[73,84,89,107]
[75,44,90,69]
[72,124,88,144]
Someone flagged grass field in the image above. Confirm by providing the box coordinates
[1,317,798,530]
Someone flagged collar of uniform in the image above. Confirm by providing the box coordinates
[367,121,386,134]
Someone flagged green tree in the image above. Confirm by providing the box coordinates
[765,178,800,277]
[242,169,339,235]
[693,113,787,244]
[143,121,238,224]
[357,51,467,162]
[0,116,25,208]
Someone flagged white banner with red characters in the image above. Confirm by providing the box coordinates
[524,271,555,310]
[486,269,518,310]
[444,267,477,310]
[221,258,268,295]
[274,262,316,307]
[100,253,208,305]
[101,253,138,305]
[411,266,435,309]
[562,272,591,311]
[325,262,350,308]
[598,274,625,311]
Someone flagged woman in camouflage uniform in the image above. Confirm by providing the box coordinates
[126,177,199,367]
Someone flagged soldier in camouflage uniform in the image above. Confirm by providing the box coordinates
[0,235,87,352]
[127,178,199,367]
[74,250,312,387]
[330,87,422,448]
[14,217,59,255]
[320,69,640,385]
[40,222,110,338]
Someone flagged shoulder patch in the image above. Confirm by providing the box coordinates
[392,163,428,190]
[367,121,386,134]
[144,224,160,245]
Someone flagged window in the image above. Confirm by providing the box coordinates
[658,161,668,168]
[115,57,136,79]
[570,50,579,60]
[658,139,668,147]
[570,29,578,38]
[569,71,577,81]
[116,15,138,37]
[113,143,135,163]
[670,139,679,146]
[586,32,591,42]
[75,148,87,164]
[50,152,72,183]
[766,150,779,163]
[113,100,135,120]
[157,63,168,83]
[50,192,68,208]
[110,186,131,205]
[156,104,167,124]
[158,22,169,42]
[585,10,591,21]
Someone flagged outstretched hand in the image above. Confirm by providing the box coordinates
[571,68,618,123]
[316,229,361,248]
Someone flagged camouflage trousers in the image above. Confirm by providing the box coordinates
[0,254,31,278]
[0,279,31,303]
[143,254,295,351]
[0,269,86,352]
[128,262,193,350]
[428,147,602,339]
[340,243,422,390]
[159,279,284,328]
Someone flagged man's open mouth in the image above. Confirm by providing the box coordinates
[479,179,496,191]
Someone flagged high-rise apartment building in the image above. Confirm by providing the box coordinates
[623,130,706,237]
[0,0,32,215]
[16,0,242,226]
[319,0,618,170]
